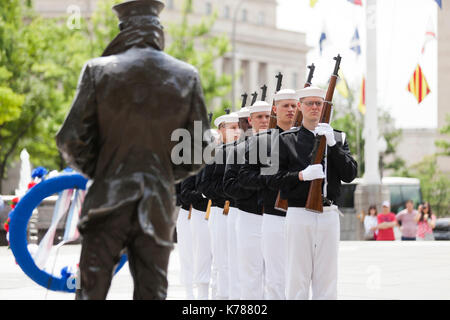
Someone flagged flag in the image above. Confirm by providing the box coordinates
[336,70,350,98]
[358,77,366,114]
[61,189,85,244]
[350,28,361,56]
[310,0,318,8]
[434,0,442,9]
[319,31,327,55]
[347,0,363,5]
[34,189,74,269]
[421,17,436,54]
[407,64,431,104]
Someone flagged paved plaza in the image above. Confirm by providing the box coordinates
[1,241,450,300]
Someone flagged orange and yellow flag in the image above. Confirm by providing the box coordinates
[407,64,430,104]
[358,77,366,114]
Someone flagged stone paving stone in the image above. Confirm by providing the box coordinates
[1,241,450,300]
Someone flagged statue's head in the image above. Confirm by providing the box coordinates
[113,0,165,31]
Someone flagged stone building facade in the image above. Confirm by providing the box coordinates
[33,0,309,110]
[437,3,450,173]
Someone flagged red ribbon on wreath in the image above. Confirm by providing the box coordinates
[3,217,10,233]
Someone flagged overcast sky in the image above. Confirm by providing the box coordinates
[276,0,438,129]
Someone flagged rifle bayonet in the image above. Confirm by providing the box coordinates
[250,91,258,105]
[306,63,315,86]
[275,72,283,92]
[241,93,248,108]
[260,85,267,102]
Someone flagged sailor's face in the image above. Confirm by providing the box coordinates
[239,117,252,133]
[249,111,270,132]
[300,97,324,122]
[219,122,240,143]
[274,99,298,124]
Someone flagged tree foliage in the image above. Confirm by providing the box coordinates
[435,114,450,156]
[407,155,449,217]
[331,87,364,177]
[0,0,231,192]
[165,0,231,107]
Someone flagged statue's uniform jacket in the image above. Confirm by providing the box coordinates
[56,46,209,248]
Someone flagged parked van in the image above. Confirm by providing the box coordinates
[336,177,423,213]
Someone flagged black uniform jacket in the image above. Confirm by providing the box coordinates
[268,125,358,208]
[176,182,190,211]
[238,127,286,217]
[180,170,209,212]
[198,143,237,209]
[223,136,262,215]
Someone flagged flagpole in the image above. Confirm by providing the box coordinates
[354,0,390,237]
[362,0,381,185]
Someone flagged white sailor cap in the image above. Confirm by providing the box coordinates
[274,88,300,101]
[214,112,239,127]
[249,101,272,114]
[297,86,326,99]
[237,106,250,118]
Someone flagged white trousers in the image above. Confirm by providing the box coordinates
[176,208,194,299]
[190,208,212,298]
[215,207,229,299]
[208,206,220,299]
[227,207,240,300]
[261,214,286,300]
[285,206,340,300]
[236,210,264,300]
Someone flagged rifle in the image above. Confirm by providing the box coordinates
[305,54,341,213]
[238,92,251,133]
[269,72,283,129]
[204,199,212,220]
[274,64,316,212]
[188,204,192,220]
[208,112,213,124]
[223,200,230,215]
[241,93,248,108]
[293,63,315,127]
[250,91,258,105]
[204,111,215,220]
[260,84,267,102]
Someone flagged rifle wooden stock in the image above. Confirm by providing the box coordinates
[269,109,277,128]
[204,199,212,220]
[274,192,288,212]
[223,200,230,215]
[188,204,192,220]
[274,64,316,212]
[305,56,341,213]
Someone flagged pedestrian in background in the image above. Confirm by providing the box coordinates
[396,200,419,241]
[375,201,397,241]
[364,205,378,240]
[416,202,436,241]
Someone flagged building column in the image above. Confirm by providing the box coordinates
[233,57,242,110]
[212,58,224,109]
[249,60,259,96]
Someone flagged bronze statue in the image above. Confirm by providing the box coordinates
[56,0,209,299]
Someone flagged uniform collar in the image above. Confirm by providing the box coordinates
[300,125,315,136]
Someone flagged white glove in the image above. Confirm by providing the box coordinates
[301,164,326,181]
[315,123,336,147]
